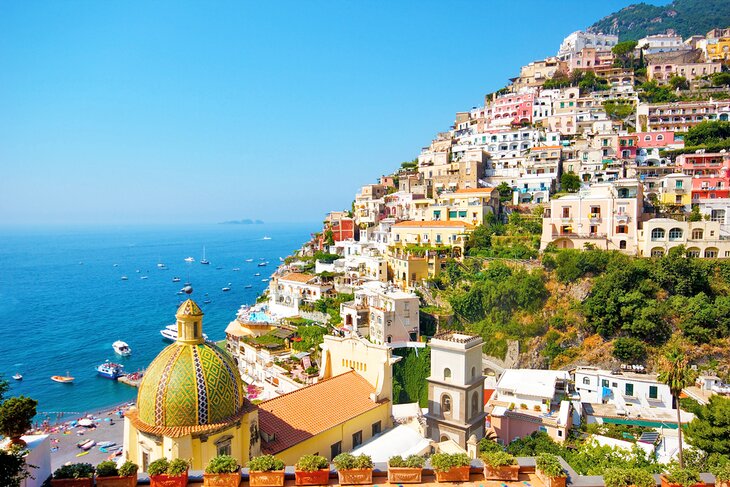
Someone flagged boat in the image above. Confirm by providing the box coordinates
[112,340,131,356]
[203,299,212,304]
[245,259,253,262]
[76,439,89,448]
[160,324,207,342]
[200,246,210,265]
[157,263,166,269]
[257,262,267,267]
[254,273,261,276]
[244,285,252,289]
[76,451,90,457]
[279,257,284,262]
[81,440,96,451]
[261,279,269,282]
[96,361,124,380]
[51,373,74,383]
[120,276,128,280]
[232,268,240,271]
[140,276,148,280]
[262,236,272,240]
[176,291,184,295]
[97,441,116,448]
[113,264,119,267]
[184,256,195,263]
[12,373,22,380]
[222,284,231,292]
[172,277,181,282]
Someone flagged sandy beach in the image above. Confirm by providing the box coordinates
[31,404,132,471]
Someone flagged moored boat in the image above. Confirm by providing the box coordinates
[112,340,131,356]
[120,276,128,280]
[96,361,124,380]
[51,372,74,383]
[184,256,195,262]
[200,246,210,265]
[12,373,22,380]
[161,324,207,342]
[172,276,181,282]
[257,261,268,267]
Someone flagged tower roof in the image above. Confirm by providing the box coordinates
[176,299,203,317]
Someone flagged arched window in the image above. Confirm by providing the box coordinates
[645,135,652,141]
[657,134,664,141]
[444,368,452,381]
[472,392,479,418]
[668,228,683,241]
[582,377,590,385]
[471,366,476,379]
[692,229,704,240]
[651,228,665,241]
[651,248,665,257]
[441,394,452,415]
[620,240,627,249]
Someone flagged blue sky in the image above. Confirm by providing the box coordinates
[0,0,659,225]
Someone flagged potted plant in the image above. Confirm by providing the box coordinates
[333,453,373,485]
[430,452,471,483]
[604,468,655,487]
[96,460,139,487]
[248,454,285,487]
[482,451,519,481]
[51,463,95,487]
[661,468,704,487]
[294,454,330,486]
[204,455,241,487]
[535,453,567,487]
[712,464,730,487]
[148,458,190,487]
[0,396,38,446]
[388,455,425,484]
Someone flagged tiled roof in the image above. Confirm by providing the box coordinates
[258,371,386,454]
[393,220,475,229]
[279,272,316,283]
[454,188,496,194]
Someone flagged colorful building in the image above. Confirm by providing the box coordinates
[678,152,730,201]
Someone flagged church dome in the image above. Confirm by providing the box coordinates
[133,300,247,434]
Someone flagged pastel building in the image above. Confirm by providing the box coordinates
[658,173,692,211]
[427,187,500,225]
[391,220,474,251]
[678,152,730,201]
[637,100,730,132]
[486,91,535,127]
[637,219,730,258]
[557,31,618,63]
[268,272,334,317]
[574,366,673,410]
[540,180,643,253]
[648,61,722,84]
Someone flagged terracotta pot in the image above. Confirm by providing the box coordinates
[387,466,423,484]
[50,479,94,487]
[434,466,471,483]
[337,468,373,485]
[203,472,241,487]
[484,464,519,481]
[96,475,138,487]
[150,472,189,487]
[660,475,706,487]
[716,481,729,487]
[249,470,285,487]
[295,468,330,486]
[536,469,567,487]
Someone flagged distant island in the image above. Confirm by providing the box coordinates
[218,219,264,225]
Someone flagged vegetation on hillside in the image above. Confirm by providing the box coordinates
[588,0,730,41]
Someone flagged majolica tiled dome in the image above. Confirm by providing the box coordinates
[135,300,246,430]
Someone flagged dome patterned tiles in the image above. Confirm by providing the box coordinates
[177,299,203,317]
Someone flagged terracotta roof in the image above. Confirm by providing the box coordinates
[258,371,387,454]
[125,403,255,438]
[454,188,496,194]
[278,272,316,283]
[393,220,475,229]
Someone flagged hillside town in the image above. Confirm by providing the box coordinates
[6,20,730,487]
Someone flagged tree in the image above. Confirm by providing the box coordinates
[711,72,730,87]
[0,377,8,403]
[496,182,513,202]
[657,343,696,468]
[612,40,639,68]
[668,75,689,91]
[0,396,37,441]
[612,337,647,363]
[684,121,730,147]
[0,445,35,487]
[561,171,581,192]
[685,396,730,456]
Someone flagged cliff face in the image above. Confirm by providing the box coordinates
[588,0,730,40]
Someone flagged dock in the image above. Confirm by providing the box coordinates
[118,371,145,388]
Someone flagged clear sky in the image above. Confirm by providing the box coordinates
[0,0,657,225]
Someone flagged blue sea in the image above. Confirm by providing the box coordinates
[0,223,314,422]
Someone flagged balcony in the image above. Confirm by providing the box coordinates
[615,214,630,223]
[552,232,607,239]
[589,213,602,223]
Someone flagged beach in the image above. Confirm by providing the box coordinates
[31,404,131,470]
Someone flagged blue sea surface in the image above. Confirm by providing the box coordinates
[0,223,314,421]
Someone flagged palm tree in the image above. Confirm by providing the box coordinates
[657,344,695,468]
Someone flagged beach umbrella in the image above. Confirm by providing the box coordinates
[78,419,93,427]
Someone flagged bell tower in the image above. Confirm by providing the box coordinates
[425,332,485,448]
[176,299,204,344]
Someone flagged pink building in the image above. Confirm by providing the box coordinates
[678,153,730,201]
[635,131,678,148]
[618,134,638,159]
[487,92,534,127]
[568,47,614,72]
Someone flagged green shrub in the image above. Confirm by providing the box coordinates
[481,451,516,467]
[536,454,565,478]
[429,453,471,472]
[603,468,655,487]
[248,455,285,472]
[713,463,730,482]
[0,445,34,487]
[168,459,190,476]
[205,455,240,474]
[665,467,700,487]
[147,458,169,476]
[118,461,139,477]
[295,454,329,472]
[333,453,372,470]
[53,463,95,479]
[389,455,425,468]
[478,437,503,453]
[95,460,118,477]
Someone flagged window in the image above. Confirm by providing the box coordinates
[675,180,683,189]
[668,228,683,241]
[471,392,479,418]
[625,383,634,397]
[706,249,718,258]
[692,229,703,240]
[444,368,451,381]
[651,248,664,257]
[651,228,665,241]
[602,379,609,387]
[441,394,452,415]
[562,207,570,218]
[616,225,627,234]
[352,430,363,448]
[471,366,476,379]
[583,377,591,385]
[331,441,342,459]
[649,386,658,399]
[619,240,627,250]
[372,421,382,436]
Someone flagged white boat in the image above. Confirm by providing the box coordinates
[184,256,195,263]
[200,246,210,265]
[112,340,132,356]
[120,276,128,281]
[12,373,22,381]
[257,262,268,267]
[140,276,148,280]
[157,263,166,269]
[222,283,231,292]
[244,285,252,289]
[232,268,240,271]
[261,279,269,282]
[262,236,272,240]
[161,324,208,342]
[245,259,253,262]
[254,273,261,276]
[172,277,181,282]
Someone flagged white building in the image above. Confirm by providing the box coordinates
[557,31,619,62]
[574,366,673,410]
[638,34,688,54]
[268,272,333,317]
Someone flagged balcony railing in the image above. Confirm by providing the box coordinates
[552,232,607,239]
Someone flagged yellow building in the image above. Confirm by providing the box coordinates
[391,220,474,250]
[123,299,259,471]
[706,38,730,61]
[256,334,395,465]
[658,173,692,211]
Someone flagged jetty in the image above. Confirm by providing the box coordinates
[118,370,145,388]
